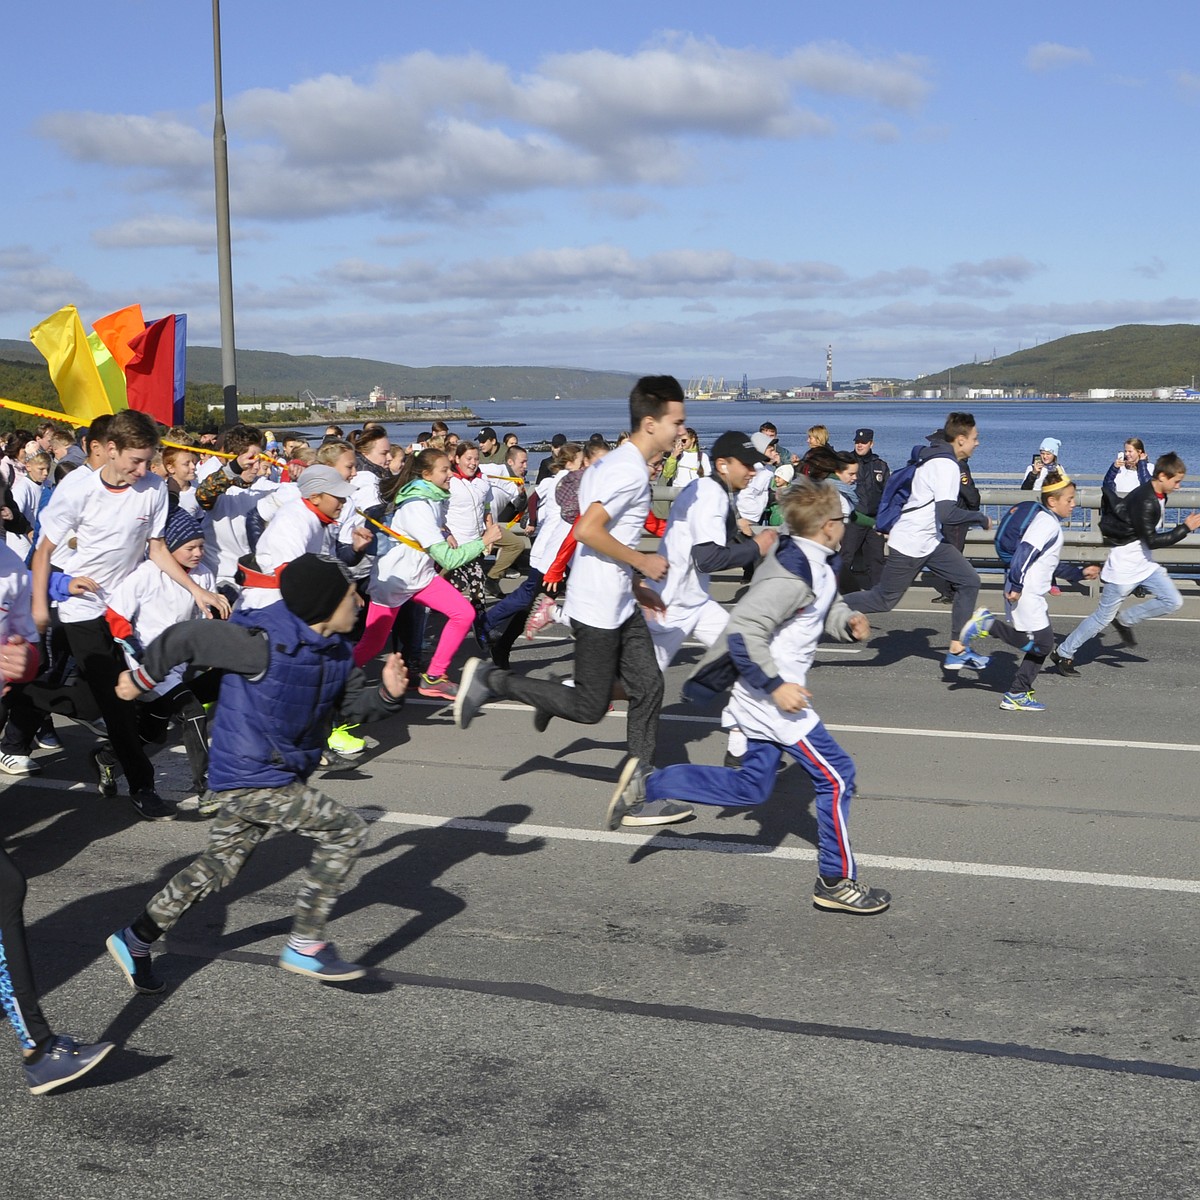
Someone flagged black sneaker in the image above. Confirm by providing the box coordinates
[91,746,120,797]
[533,707,552,733]
[129,790,176,822]
[453,658,495,730]
[812,877,891,915]
[723,751,743,769]
[1050,650,1079,677]
[1113,618,1137,647]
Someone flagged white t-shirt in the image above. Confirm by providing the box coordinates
[736,464,773,524]
[239,499,336,611]
[1102,493,1162,587]
[446,473,491,543]
[561,441,650,630]
[672,450,711,489]
[529,474,571,575]
[886,455,961,559]
[0,543,38,644]
[39,469,168,623]
[368,495,444,604]
[653,475,730,610]
[107,559,216,696]
[1110,466,1143,498]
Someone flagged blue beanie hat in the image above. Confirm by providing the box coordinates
[164,506,204,553]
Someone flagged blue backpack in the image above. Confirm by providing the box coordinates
[874,443,953,534]
[994,500,1043,565]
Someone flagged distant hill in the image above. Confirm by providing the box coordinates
[917,324,1200,393]
[0,339,639,403]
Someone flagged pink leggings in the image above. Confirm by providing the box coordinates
[355,575,476,677]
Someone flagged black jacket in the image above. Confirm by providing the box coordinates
[1124,480,1192,549]
[853,450,890,516]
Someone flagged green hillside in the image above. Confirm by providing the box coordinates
[916,324,1200,393]
[0,339,639,403]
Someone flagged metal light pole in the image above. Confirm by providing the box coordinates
[212,0,238,426]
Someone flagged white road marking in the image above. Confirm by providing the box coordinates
[411,698,1200,753]
[370,810,1200,894]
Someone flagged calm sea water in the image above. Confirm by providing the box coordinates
[384,398,1200,480]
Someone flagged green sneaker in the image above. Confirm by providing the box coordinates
[327,725,365,757]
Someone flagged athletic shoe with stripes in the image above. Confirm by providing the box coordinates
[812,877,891,914]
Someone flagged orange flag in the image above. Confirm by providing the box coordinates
[92,304,145,370]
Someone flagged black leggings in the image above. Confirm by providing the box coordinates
[989,620,1054,693]
[0,847,51,1050]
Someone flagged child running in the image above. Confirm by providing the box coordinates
[454,376,693,828]
[606,480,890,915]
[958,471,1100,711]
[1049,452,1200,674]
[104,507,221,803]
[105,554,407,989]
[357,448,501,699]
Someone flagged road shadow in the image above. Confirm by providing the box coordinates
[337,803,545,969]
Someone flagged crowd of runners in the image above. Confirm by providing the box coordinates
[0,379,1194,1093]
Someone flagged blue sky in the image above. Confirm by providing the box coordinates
[3,1,1198,381]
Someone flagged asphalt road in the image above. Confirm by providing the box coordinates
[0,575,1196,1199]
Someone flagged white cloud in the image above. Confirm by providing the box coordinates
[36,38,932,222]
[1172,69,1200,96]
[1025,43,1093,73]
[0,246,101,319]
[92,214,263,251]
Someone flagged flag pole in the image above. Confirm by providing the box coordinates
[212,0,238,428]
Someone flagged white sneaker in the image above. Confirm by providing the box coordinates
[0,753,40,775]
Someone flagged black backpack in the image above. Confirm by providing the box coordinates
[1097,490,1136,545]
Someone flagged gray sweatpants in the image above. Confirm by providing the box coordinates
[843,542,980,642]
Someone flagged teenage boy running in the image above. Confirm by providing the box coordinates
[842,412,990,671]
[31,410,229,820]
[454,376,692,827]
[607,481,889,914]
[1051,451,1200,673]
[106,555,406,989]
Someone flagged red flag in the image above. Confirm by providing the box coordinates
[125,315,178,426]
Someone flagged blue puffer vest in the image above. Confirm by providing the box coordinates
[207,601,354,791]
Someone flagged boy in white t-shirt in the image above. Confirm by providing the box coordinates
[453,376,694,828]
[105,507,220,805]
[31,410,229,822]
[842,413,991,671]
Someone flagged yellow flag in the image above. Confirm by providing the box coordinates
[29,305,118,424]
[87,330,129,413]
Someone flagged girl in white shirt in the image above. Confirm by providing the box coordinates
[358,449,500,699]
[671,428,711,488]
[445,441,495,613]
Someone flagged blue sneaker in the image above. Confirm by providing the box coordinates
[959,607,995,645]
[278,943,365,983]
[23,1035,115,1095]
[943,649,990,671]
[105,929,165,995]
[1000,690,1045,712]
[34,728,62,751]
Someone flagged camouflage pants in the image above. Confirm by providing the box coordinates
[145,781,369,941]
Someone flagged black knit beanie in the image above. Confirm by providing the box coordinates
[279,554,354,625]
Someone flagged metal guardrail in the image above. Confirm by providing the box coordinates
[648,484,1200,573]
